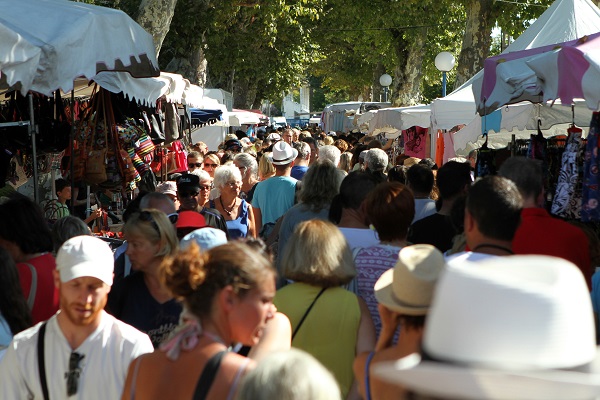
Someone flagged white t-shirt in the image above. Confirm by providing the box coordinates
[445,251,499,267]
[413,198,437,224]
[0,310,153,400]
[339,227,380,250]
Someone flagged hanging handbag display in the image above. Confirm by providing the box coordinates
[85,91,109,185]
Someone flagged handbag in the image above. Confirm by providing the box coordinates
[168,140,188,173]
[134,130,156,158]
[85,92,109,184]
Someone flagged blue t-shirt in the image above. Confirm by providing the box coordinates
[291,165,309,181]
[251,176,297,226]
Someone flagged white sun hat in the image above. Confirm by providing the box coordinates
[271,141,298,165]
[373,255,599,400]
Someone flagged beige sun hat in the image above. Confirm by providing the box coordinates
[373,255,599,400]
[374,244,445,315]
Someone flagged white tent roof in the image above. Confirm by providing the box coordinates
[321,102,390,132]
[452,100,591,155]
[366,104,431,134]
[0,0,159,96]
[432,0,600,131]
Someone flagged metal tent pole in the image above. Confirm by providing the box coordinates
[70,90,76,213]
[28,94,39,203]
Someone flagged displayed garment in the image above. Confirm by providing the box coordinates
[552,128,584,219]
[583,112,600,222]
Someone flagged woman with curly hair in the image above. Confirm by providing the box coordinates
[121,241,290,400]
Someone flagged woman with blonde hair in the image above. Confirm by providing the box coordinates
[258,152,275,181]
[203,153,221,178]
[339,152,353,173]
[274,220,376,400]
[122,242,289,400]
[210,164,256,239]
[107,209,180,348]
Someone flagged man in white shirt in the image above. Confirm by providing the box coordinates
[0,235,153,400]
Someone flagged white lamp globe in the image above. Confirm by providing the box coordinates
[435,51,456,72]
[379,73,393,87]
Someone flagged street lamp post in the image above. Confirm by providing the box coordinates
[435,51,456,97]
[379,73,392,102]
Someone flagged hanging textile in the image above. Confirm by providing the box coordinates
[403,126,428,159]
[435,130,444,167]
[551,128,584,219]
[582,112,600,222]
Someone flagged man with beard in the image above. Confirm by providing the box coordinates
[0,236,152,400]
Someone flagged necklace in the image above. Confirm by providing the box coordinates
[219,197,236,216]
[472,243,514,255]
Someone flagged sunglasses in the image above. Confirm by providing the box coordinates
[188,163,203,168]
[205,163,218,168]
[167,212,179,225]
[66,352,85,396]
[179,190,200,198]
[138,210,160,233]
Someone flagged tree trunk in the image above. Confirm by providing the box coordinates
[454,0,499,89]
[390,28,427,106]
[136,0,178,57]
[233,78,258,109]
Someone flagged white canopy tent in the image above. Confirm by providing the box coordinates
[0,0,159,96]
[452,100,592,156]
[432,0,600,131]
[321,102,391,133]
[443,0,600,156]
[228,110,261,126]
[364,104,431,135]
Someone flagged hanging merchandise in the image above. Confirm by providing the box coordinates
[475,134,496,178]
[582,112,600,222]
[37,91,71,153]
[167,140,187,173]
[85,91,110,185]
[134,130,156,160]
[151,147,167,176]
[164,103,180,142]
[551,126,584,219]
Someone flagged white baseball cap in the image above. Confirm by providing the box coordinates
[56,236,114,286]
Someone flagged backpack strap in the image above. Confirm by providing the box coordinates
[192,351,227,400]
[37,321,49,400]
[292,288,326,340]
[24,263,37,310]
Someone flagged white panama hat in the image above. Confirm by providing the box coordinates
[271,141,298,165]
[373,255,599,400]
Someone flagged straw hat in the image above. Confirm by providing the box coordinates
[374,244,444,315]
[373,255,599,400]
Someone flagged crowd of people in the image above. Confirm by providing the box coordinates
[0,124,599,399]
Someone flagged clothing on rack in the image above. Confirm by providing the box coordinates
[583,112,600,222]
[551,128,584,219]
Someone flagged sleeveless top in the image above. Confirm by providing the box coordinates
[210,199,249,239]
[274,283,360,398]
